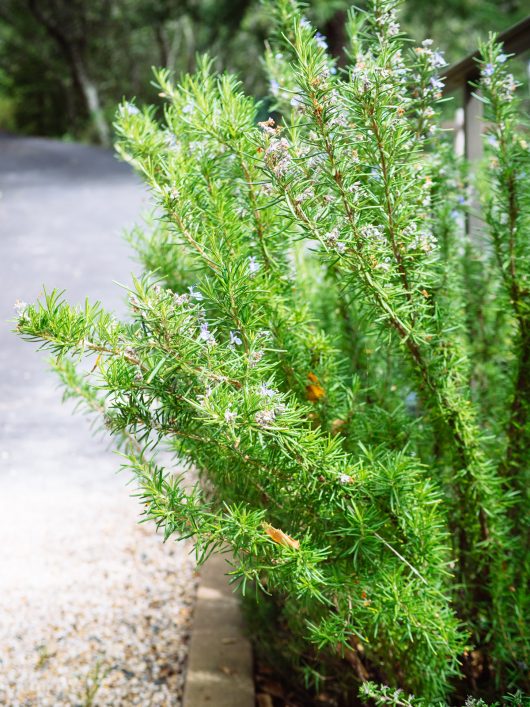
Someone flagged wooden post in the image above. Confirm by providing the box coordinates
[454,107,465,157]
[464,83,484,238]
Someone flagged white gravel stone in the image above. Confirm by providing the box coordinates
[0,475,197,706]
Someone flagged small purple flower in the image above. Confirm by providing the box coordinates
[259,383,277,398]
[487,134,499,148]
[165,132,178,149]
[314,32,328,50]
[430,77,445,91]
[431,51,446,68]
[188,286,204,301]
[199,322,212,341]
[497,53,508,64]
[14,300,28,318]
[270,79,280,96]
[197,385,212,404]
[122,102,140,116]
[249,350,264,367]
[248,256,260,276]
[255,409,276,427]
[230,331,243,346]
[224,409,237,423]
[483,63,495,77]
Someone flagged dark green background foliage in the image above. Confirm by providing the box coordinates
[0,0,527,142]
[13,0,530,705]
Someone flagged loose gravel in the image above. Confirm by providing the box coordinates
[0,468,197,707]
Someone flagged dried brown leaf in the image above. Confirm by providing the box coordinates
[263,523,300,550]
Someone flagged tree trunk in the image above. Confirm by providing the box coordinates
[25,0,110,146]
[154,24,170,67]
[73,56,110,146]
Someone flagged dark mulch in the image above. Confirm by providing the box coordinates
[254,659,339,707]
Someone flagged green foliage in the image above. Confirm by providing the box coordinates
[15,1,530,703]
[0,0,526,141]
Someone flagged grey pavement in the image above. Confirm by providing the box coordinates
[0,134,146,483]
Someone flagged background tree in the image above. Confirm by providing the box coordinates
[0,0,526,143]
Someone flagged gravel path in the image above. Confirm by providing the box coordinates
[0,135,197,706]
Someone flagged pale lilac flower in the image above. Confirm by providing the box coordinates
[405,391,418,413]
[182,102,195,114]
[255,409,276,427]
[248,256,260,276]
[259,384,277,398]
[14,300,28,318]
[360,224,385,241]
[497,53,508,64]
[339,473,352,484]
[199,322,211,340]
[230,331,243,346]
[500,74,517,98]
[188,286,204,301]
[300,17,311,29]
[324,227,340,246]
[483,63,495,77]
[430,77,445,91]
[165,132,179,150]
[431,51,446,68]
[265,137,292,177]
[173,292,190,306]
[197,385,212,404]
[249,350,264,367]
[314,32,328,50]
[199,322,216,345]
[295,187,314,204]
[122,102,140,116]
[270,79,280,96]
[224,409,237,423]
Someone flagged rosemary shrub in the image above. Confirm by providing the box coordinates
[15,0,529,703]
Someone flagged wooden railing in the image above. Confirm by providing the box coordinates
[441,16,530,234]
[442,15,530,163]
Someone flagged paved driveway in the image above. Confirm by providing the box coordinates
[0,136,195,706]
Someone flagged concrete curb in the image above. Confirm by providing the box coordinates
[183,553,254,707]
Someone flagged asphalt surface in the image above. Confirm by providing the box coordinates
[0,134,145,485]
